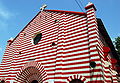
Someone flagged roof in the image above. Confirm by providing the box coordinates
[97,18,119,61]
[45,10,86,15]
[8,10,86,45]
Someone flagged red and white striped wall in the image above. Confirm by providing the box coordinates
[0,2,118,83]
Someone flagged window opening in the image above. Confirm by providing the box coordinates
[19,52,22,55]
[52,42,56,46]
[90,61,96,68]
[33,33,42,45]
[24,33,26,36]
[31,80,38,83]
[70,79,83,83]
[54,19,58,23]
[29,59,36,61]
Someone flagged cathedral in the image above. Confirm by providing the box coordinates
[0,2,119,83]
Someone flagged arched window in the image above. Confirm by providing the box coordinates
[33,33,42,45]
[70,79,83,83]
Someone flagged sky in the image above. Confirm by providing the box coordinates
[0,0,120,63]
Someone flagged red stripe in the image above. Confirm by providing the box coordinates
[45,10,86,15]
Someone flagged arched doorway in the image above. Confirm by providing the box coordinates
[0,80,5,83]
[31,80,38,83]
[70,79,83,83]
[16,61,48,83]
[16,66,43,83]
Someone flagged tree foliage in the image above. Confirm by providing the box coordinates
[114,36,120,59]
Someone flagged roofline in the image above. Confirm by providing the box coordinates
[97,18,119,60]
[44,10,86,15]
[9,11,41,45]
[9,10,86,45]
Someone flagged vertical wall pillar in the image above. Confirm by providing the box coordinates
[85,2,104,82]
[54,13,65,83]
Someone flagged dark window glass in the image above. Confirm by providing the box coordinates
[29,59,35,61]
[19,52,21,55]
[24,33,26,36]
[70,79,83,83]
[52,42,56,46]
[33,33,42,45]
[1,80,5,83]
[31,80,38,83]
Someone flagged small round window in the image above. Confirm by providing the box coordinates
[33,33,42,45]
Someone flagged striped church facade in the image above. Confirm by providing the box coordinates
[0,2,119,83]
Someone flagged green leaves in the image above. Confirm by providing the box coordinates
[114,36,120,59]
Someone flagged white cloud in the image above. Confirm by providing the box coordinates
[0,48,2,51]
[0,1,14,31]
[0,9,12,19]
[0,4,13,20]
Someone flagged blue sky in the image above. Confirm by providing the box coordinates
[0,0,120,63]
